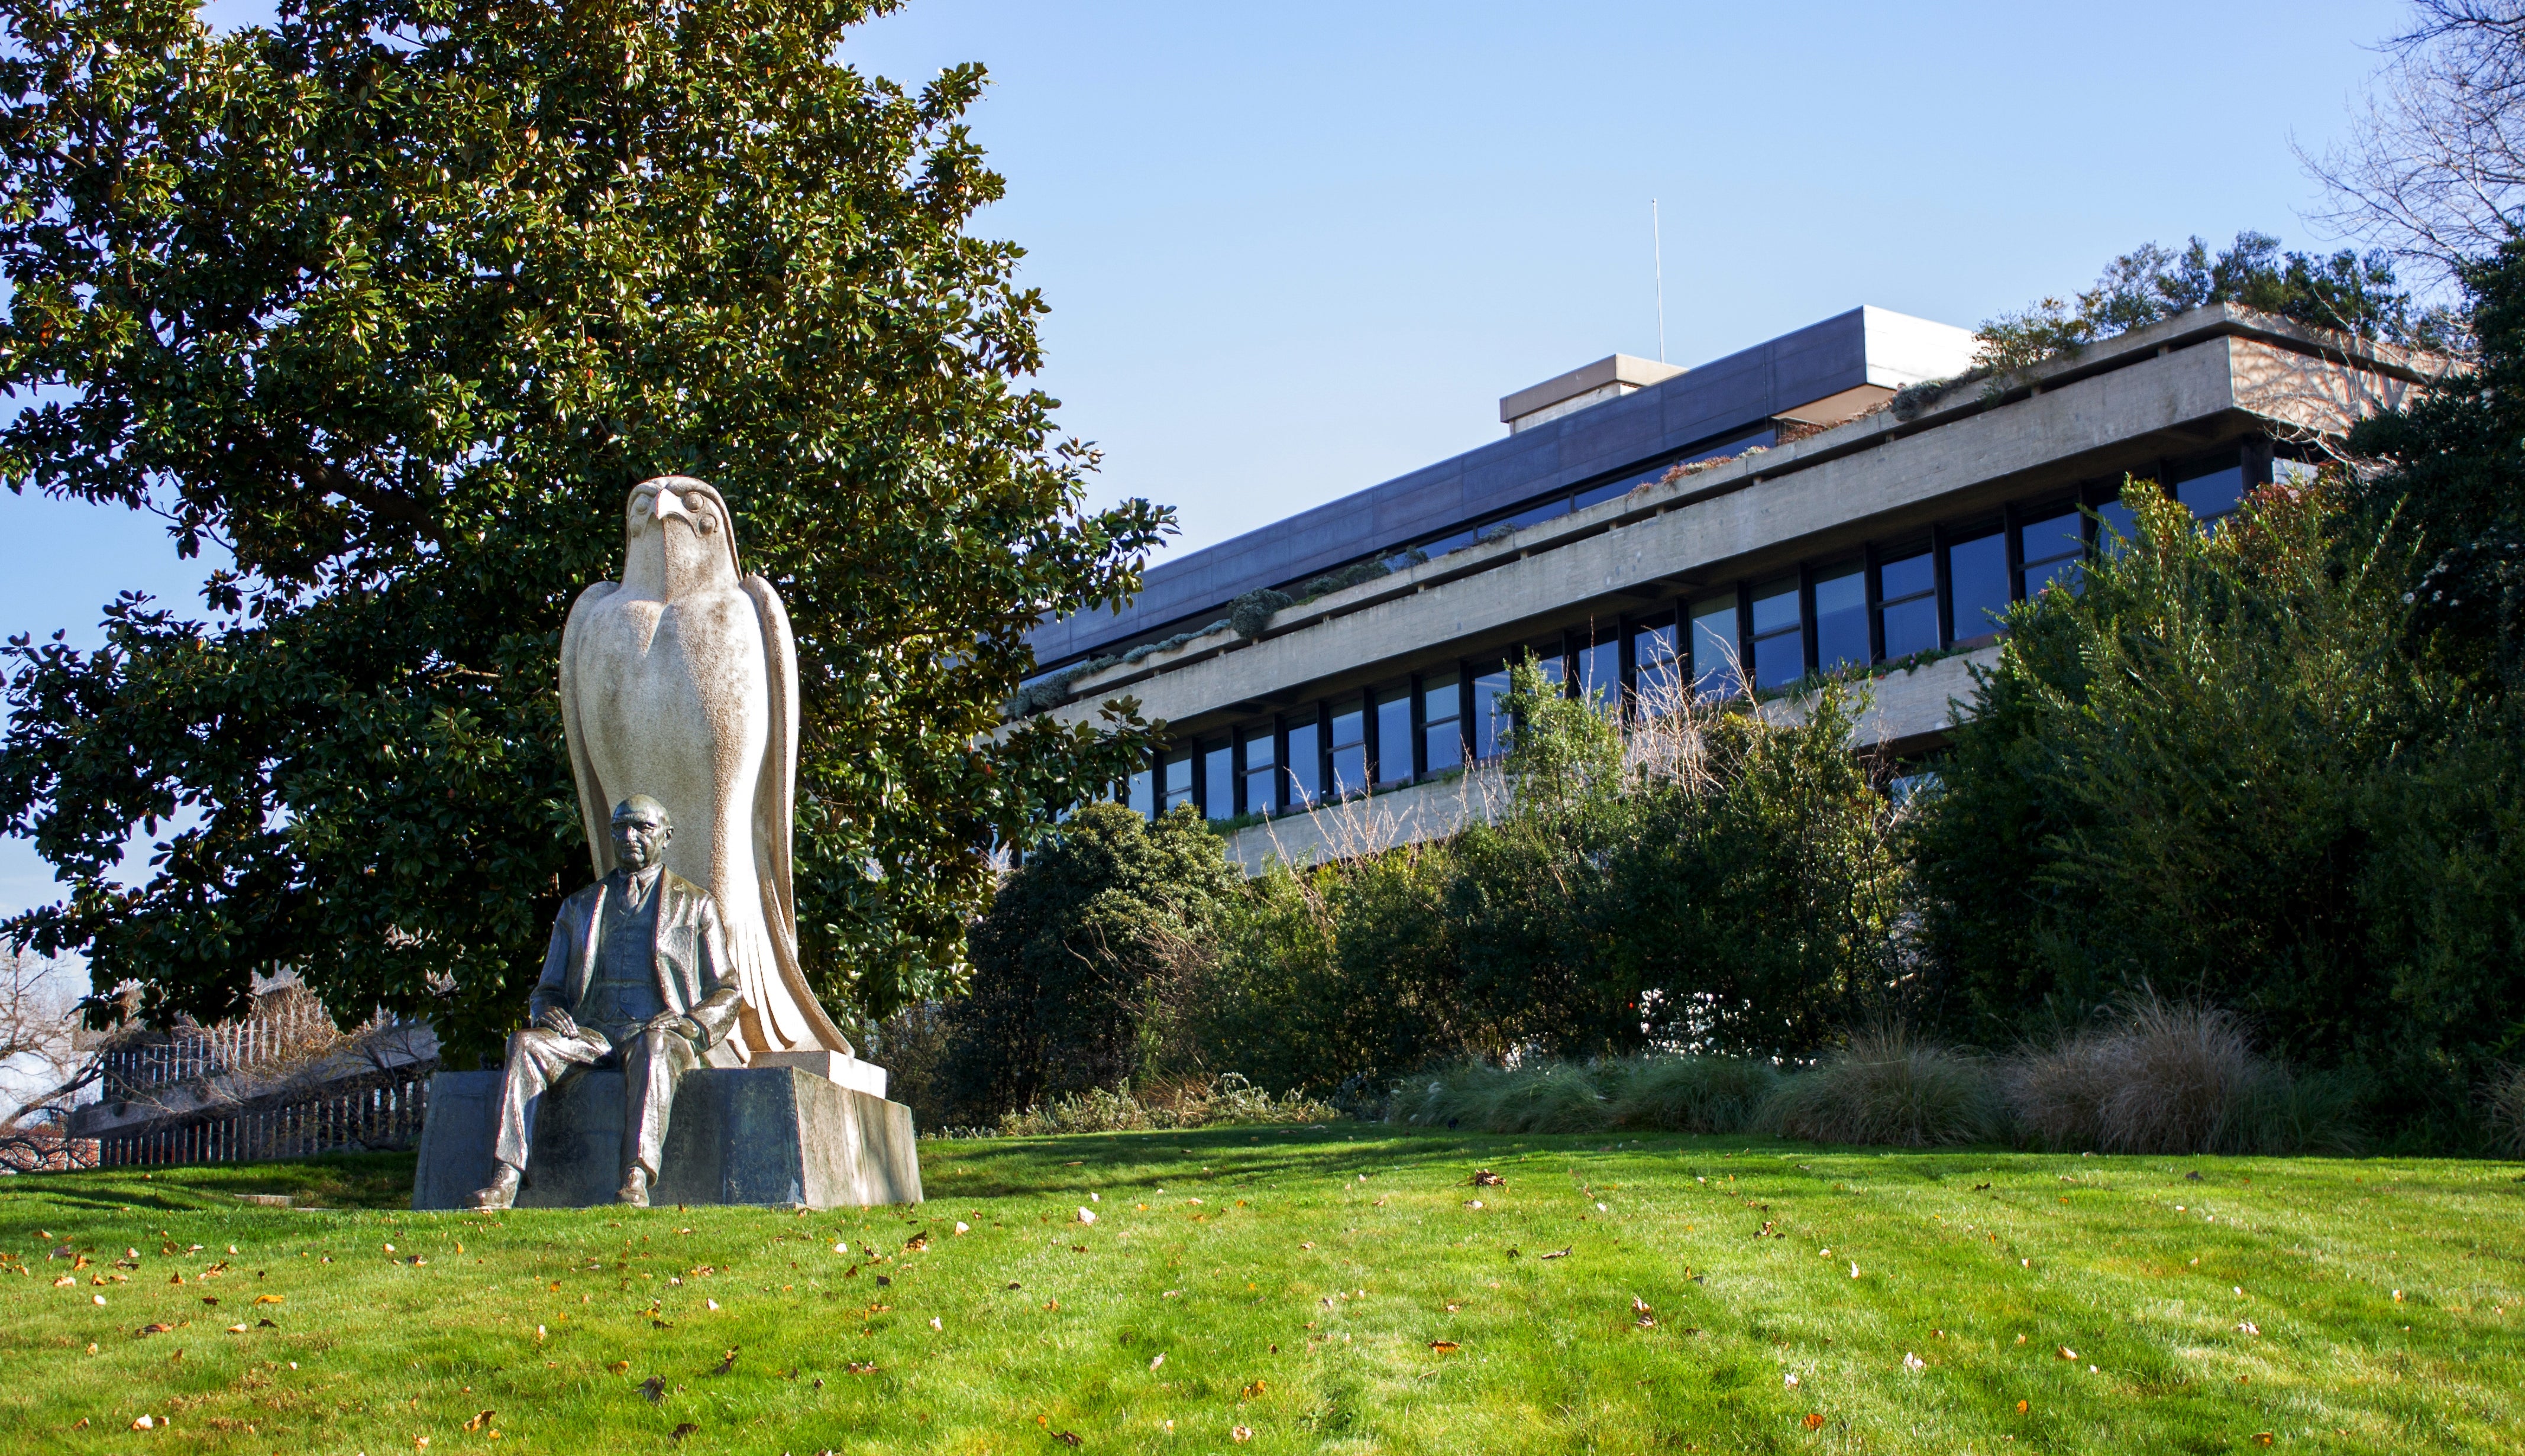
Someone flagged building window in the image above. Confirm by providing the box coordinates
[2092,490,2138,556]
[1877,548,1938,660]
[1689,596,1741,700]
[1240,723,1278,816]
[1202,740,1233,821]
[1470,662,1513,760]
[1812,563,1868,675]
[1947,529,2010,640]
[1284,710,1321,808]
[1630,613,1680,712]
[2018,506,2084,598]
[2174,455,2245,523]
[1126,763,1154,818]
[1421,671,1463,772]
[1327,697,1367,800]
[1750,577,1804,691]
[1375,684,1413,785]
[1571,629,1618,707]
[1162,749,1194,814]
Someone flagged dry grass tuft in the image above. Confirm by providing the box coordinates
[2005,998,2358,1155]
[1759,1028,2003,1147]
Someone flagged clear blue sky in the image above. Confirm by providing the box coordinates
[0,0,2410,914]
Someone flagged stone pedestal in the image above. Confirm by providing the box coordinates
[410,1065,922,1211]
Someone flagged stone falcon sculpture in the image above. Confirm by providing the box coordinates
[558,475,852,1059]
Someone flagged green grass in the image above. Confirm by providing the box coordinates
[2,1129,2521,1453]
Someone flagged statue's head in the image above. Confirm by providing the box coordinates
[611,795,673,872]
[621,475,742,599]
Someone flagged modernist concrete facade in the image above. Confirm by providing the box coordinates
[1017,303,2435,871]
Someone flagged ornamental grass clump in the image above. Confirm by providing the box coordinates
[1393,1061,1614,1135]
[1605,1054,1780,1134]
[1759,1029,2004,1147]
[2003,999,2361,1155]
[2486,1066,2525,1157]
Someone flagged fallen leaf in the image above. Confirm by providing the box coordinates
[2016,1400,2030,1413]
[227,1324,248,1334]
[610,1360,631,1374]
[131,1415,156,1431]
[1429,1341,1460,1353]
[953,1222,969,1235]
[1541,1248,1571,1260]
[1903,1352,1926,1371]
[904,1232,929,1251]
[254,1295,283,1305]
[1149,1353,1166,1370]
[671,1423,699,1442]
[710,1348,738,1376]
[2057,1347,2078,1361]
[1471,1170,1505,1187]
[51,1276,72,1287]
[1053,1432,1081,1448]
[1076,1208,1097,1225]
[1230,1426,1253,1444]
[639,1377,665,1405]
[464,1410,495,1432]
[1804,1413,1826,1431]
[847,1361,878,1375]
[2237,1321,2261,1335]
[1242,1379,1266,1398]
[137,1323,173,1335]
[2252,1435,2275,1448]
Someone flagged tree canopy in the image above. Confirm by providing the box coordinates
[0,0,1169,1062]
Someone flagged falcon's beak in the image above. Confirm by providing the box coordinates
[652,488,696,527]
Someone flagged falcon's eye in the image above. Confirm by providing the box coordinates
[694,504,718,535]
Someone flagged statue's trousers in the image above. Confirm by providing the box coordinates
[493,1021,701,1180]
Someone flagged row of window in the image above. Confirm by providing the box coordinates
[1123,447,2281,822]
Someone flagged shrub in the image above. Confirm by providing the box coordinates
[945,803,1242,1120]
[1605,1054,1780,1134]
[995,1074,1338,1135]
[2003,999,2362,1155]
[1387,1054,1778,1137]
[1759,1030,2003,1147]
[2484,1066,2525,1158]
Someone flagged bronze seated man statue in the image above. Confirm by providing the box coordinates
[468,794,744,1209]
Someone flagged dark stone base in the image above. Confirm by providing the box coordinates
[409,1066,923,1211]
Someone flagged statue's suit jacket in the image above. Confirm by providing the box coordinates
[529,869,746,1057]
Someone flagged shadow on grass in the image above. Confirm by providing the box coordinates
[0,1151,419,1214]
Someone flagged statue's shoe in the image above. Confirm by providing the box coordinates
[616,1166,651,1208]
[467,1163,522,1211]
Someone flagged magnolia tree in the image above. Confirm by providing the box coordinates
[0,0,1170,1063]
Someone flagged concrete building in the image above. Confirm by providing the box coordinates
[1015,304,2433,871]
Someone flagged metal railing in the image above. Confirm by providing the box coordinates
[96,1066,434,1167]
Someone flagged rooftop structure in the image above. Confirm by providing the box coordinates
[1018,303,2434,872]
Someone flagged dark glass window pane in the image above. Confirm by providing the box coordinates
[1203,743,1233,821]
[1689,597,1741,700]
[1471,666,1512,760]
[1241,725,1277,814]
[1632,619,1680,710]
[1813,565,1868,674]
[2093,499,2138,555]
[1284,716,1320,808]
[1421,671,1463,772]
[1880,550,1934,601]
[1573,635,1618,706]
[1328,704,1366,799]
[1376,685,1412,785]
[2019,509,2082,565]
[1882,596,1940,659]
[1678,426,1774,467]
[1162,751,1194,813]
[1750,578,1804,691]
[2176,463,2244,520]
[1127,768,1154,818]
[2025,556,2082,597]
[1948,532,2010,638]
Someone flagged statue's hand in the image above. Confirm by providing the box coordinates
[535,1005,578,1039]
[645,1010,705,1045]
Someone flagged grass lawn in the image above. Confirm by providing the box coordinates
[0,1127,2519,1454]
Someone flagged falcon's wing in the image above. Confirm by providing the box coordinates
[743,573,853,1055]
[559,581,623,882]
